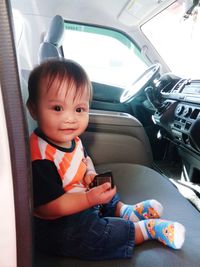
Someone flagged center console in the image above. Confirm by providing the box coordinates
[152,78,200,182]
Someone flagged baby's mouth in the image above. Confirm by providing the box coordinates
[60,128,76,134]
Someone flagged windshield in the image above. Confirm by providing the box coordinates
[142,1,200,79]
[63,23,148,89]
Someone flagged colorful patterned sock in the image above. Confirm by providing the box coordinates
[120,199,163,222]
[138,219,185,249]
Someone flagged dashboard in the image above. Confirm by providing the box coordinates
[153,76,200,181]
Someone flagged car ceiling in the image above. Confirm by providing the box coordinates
[11,0,176,71]
[12,0,176,28]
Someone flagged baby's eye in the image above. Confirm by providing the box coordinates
[76,107,84,113]
[53,105,62,112]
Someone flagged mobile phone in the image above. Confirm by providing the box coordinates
[89,171,114,189]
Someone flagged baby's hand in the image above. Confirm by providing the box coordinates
[86,183,116,206]
[83,170,97,185]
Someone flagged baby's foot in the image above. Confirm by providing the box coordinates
[138,219,185,249]
[120,199,163,222]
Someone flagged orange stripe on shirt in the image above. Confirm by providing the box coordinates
[58,151,74,179]
[30,133,42,161]
[58,140,79,179]
[64,160,87,192]
[45,144,56,161]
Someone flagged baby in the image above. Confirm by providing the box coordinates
[27,58,185,260]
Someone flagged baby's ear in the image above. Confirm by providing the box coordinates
[26,101,37,120]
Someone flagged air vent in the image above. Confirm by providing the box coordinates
[190,108,200,119]
[171,79,188,93]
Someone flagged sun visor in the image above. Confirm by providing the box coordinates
[118,0,174,26]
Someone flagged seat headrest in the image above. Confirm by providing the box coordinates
[38,15,65,63]
[45,15,65,47]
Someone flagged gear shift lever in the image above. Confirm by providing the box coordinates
[145,86,164,112]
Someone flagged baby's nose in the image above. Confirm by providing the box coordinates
[64,112,76,123]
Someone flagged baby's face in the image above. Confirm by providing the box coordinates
[36,78,90,148]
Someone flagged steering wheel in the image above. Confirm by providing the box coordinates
[120,63,161,103]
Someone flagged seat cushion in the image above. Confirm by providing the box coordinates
[34,163,200,267]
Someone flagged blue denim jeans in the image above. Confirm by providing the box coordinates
[34,194,135,260]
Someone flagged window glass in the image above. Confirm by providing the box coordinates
[63,22,148,89]
[142,2,200,79]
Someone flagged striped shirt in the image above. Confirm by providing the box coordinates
[30,129,88,207]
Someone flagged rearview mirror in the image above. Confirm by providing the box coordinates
[184,0,199,18]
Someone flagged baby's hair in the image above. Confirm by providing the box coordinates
[27,58,92,106]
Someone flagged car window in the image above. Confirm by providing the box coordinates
[63,22,148,89]
[142,1,200,79]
